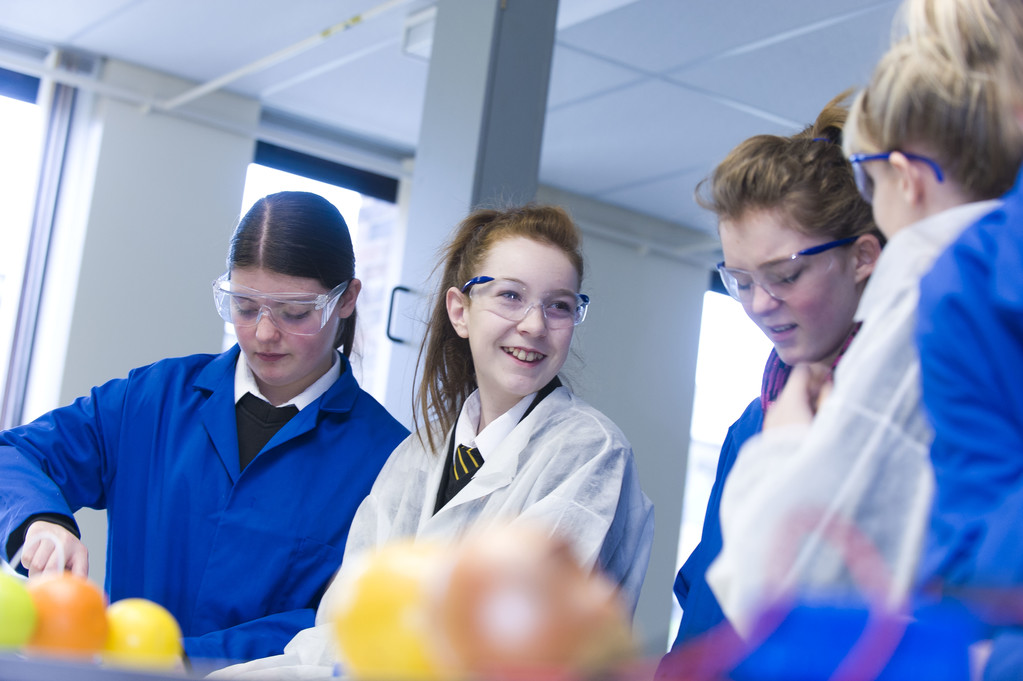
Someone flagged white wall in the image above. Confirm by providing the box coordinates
[23,58,260,587]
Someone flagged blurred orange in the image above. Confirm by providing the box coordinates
[26,572,108,658]
[331,527,637,681]
[440,526,635,679]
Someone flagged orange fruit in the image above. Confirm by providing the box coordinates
[439,526,635,679]
[103,598,182,669]
[25,572,108,658]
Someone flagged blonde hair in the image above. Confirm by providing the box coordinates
[414,204,584,451]
[897,0,1023,107]
[696,92,880,243]
[846,36,1023,200]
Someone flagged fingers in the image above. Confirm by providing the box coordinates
[21,521,89,578]
[66,542,90,578]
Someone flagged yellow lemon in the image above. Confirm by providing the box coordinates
[103,598,182,670]
[332,541,449,681]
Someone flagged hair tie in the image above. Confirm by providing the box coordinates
[812,137,831,142]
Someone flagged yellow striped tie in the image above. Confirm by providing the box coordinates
[453,444,484,481]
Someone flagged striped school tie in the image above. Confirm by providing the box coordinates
[453,443,484,481]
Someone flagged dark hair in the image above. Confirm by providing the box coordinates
[228,191,357,355]
[696,92,883,246]
[414,204,584,450]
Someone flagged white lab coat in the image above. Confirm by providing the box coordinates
[706,201,1000,638]
[211,385,654,679]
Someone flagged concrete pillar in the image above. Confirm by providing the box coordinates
[381,0,559,420]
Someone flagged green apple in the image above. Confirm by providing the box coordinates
[0,571,37,649]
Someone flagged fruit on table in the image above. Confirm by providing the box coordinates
[103,597,183,669]
[0,571,37,649]
[331,526,636,681]
[439,526,635,679]
[333,541,449,681]
[25,572,108,658]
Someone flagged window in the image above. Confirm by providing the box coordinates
[0,85,44,406]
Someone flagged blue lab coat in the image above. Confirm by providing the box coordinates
[917,168,1023,680]
[670,397,764,648]
[917,171,1023,585]
[0,346,408,662]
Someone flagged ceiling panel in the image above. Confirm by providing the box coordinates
[0,0,903,243]
[541,79,790,197]
[263,45,429,150]
[555,0,896,75]
[0,0,135,43]
[547,43,643,111]
[671,2,901,125]
[69,1,433,88]
[603,169,719,234]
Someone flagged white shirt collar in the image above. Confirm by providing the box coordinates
[233,350,341,411]
[453,389,536,456]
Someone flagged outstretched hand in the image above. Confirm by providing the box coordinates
[763,363,833,431]
[22,520,89,577]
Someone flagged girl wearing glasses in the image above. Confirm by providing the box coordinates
[706,31,1022,640]
[0,191,408,663]
[219,204,654,677]
[330,203,652,616]
[659,97,883,662]
[901,0,1023,677]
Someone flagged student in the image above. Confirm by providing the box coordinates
[901,0,1023,677]
[664,96,883,652]
[0,191,409,662]
[339,204,653,607]
[705,32,1022,640]
[215,203,655,678]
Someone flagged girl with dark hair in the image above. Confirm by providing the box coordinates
[0,191,409,663]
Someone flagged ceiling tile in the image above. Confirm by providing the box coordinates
[556,0,899,75]
[0,0,135,43]
[540,79,790,196]
[669,2,901,124]
[547,42,644,110]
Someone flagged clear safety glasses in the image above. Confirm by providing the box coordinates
[212,273,348,336]
[460,276,590,328]
[716,237,857,304]
[848,151,944,204]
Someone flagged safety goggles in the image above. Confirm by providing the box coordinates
[460,276,590,328]
[848,151,944,204]
[212,273,348,336]
[716,237,856,304]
